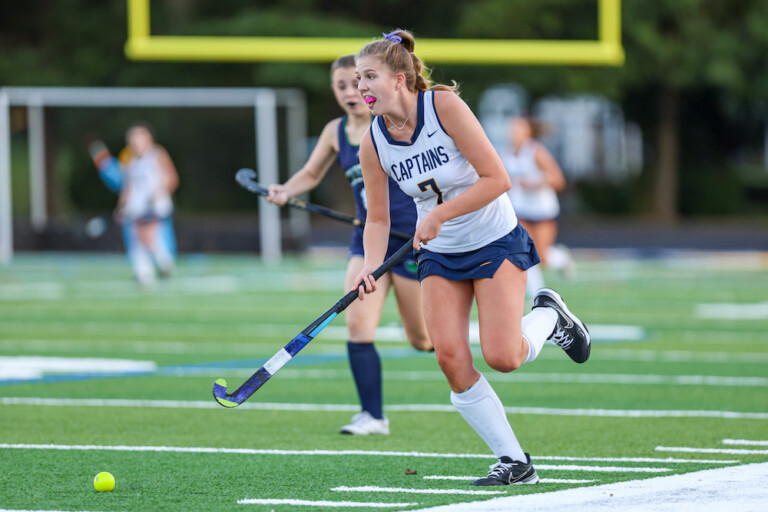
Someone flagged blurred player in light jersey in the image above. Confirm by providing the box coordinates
[266,55,432,436]
[354,30,590,486]
[503,116,575,297]
[91,123,178,287]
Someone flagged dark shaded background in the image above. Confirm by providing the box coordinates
[2,0,768,250]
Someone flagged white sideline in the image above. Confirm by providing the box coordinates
[656,446,768,455]
[536,465,669,473]
[331,486,505,495]
[323,322,645,344]
[411,463,768,512]
[3,397,767,420]
[157,367,768,388]
[250,369,768,388]
[236,499,416,508]
[722,439,768,446]
[0,356,156,377]
[533,455,738,464]
[697,301,768,320]
[5,339,767,363]
[0,444,735,466]
[423,476,598,484]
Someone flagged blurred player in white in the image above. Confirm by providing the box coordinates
[115,123,179,287]
[354,29,590,486]
[503,116,575,297]
[267,55,431,436]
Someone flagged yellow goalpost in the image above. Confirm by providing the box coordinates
[124,0,624,66]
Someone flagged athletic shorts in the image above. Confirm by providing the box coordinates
[415,225,540,282]
[124,195,173,224]
[349,226,418,280]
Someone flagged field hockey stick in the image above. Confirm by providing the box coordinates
[212,237,415,408]
[235,167,413,240]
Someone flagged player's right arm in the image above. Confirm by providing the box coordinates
[267,118,341,205]
[89,140,125,193]
[353,128,390,300]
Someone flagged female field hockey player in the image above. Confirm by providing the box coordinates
[353,30,590,485]
[502,116,575,297]
[89,127,178,285]
[266,55,432,436]
[111,123,178,287]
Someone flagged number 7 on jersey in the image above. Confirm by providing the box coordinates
[418,178,443,204]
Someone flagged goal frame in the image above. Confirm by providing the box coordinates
[0,86,307,264]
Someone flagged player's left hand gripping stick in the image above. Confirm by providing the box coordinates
[213,238,415,408]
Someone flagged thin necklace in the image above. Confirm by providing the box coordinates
[385,100,417,130]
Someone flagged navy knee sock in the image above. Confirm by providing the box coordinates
[347,341,383,419]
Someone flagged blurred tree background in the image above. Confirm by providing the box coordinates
[2,0,768,225]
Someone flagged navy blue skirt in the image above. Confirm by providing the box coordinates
[415,225,540,282]
[349,226,419,280]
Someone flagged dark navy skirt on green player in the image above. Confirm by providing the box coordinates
[415,225,540,282]
[350,226,419,280]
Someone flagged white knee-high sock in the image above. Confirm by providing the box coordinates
[526,264,545,298]
[151,240,174,274]
[522,308,558,363]
[130,245,155,287]
[547,245,569,270]
[450,374,526,461]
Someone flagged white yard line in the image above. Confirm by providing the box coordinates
[0,510,110,512]
[312,369,768,387]
[323,323,645,344]
[4,338,767,365]
[331,486,505,495]
[0,397,357,412]
[0,356,156,374]
[411,462,768,512]
[423,476,598,484]
[579,349,768,364]
[0,282,64,301]
[0,339,341,356]
[0,444,736,467]
[2,397,767,420]
[534,455,738,464]
[722,439,768,446]
[147,367,768,388]
[697,302,768,320]
[656,446,768,455]
[236,499,416,508]
[536,465,669,473]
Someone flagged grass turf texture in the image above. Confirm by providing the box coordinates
[1,250,767,511]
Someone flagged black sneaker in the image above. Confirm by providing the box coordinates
[472,454,539,486]
[533,288,591,363]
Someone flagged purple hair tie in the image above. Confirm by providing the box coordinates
[383,31,403,44]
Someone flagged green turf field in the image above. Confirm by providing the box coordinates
[1,250,767,511]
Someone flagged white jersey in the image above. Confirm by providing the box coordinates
[123,146,173,221]
[502,140,560,221]
[371,90,517,253]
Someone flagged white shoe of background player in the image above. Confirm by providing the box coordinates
[339,411,390,435]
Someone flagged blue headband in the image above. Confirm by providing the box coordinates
[383,31,403,44]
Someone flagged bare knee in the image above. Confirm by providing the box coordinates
[485,352,525,373]
[409,334,433,352]
[345,314,376,341]
[435,347,471,383]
